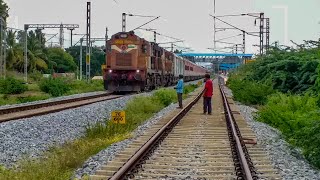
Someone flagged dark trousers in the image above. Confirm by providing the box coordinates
[177,93,183,108]
[203,97,212,114]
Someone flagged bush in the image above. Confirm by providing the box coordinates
[256,93,320,168]
[39,78,71,97]
[153,88,177,106]
[227,77,275,105]
[29,70,43,82]
[68,80,104,94]
[184,84,198,94]
[0,77,28,94]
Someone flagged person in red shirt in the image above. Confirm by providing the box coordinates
[203,74,213,115]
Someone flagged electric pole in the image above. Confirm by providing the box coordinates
[213,0,216,51]
[69,28,75,47]
[24,25,28,83]
[86,1,91,82]
[80,38,83,80]
[0,17,5,79]
[266,18,270,52]
[105,27,108,66]
[259,13,264,55]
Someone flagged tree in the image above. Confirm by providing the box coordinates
[90,46,105,76]
[47,48,77,73]
[6,30,24,70]
[26,31,48,71]
[66,45,105,76]
[0,0,8,20]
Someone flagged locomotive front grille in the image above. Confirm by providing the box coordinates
[116,53,132,66]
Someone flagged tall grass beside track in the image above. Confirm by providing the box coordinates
[227,46,320,169]
[228,74,320,169]
[256,93,320,168]
[0,84,199,180]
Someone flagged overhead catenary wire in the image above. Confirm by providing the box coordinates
[131,16,160,31]
[216,34,242,41]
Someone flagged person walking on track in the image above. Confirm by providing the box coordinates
[174,74,184,109]
[203,74,213,115]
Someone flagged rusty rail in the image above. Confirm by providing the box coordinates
[0,92,111,115]
[218,76,257,180]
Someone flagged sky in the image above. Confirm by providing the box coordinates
[4,0,320,54]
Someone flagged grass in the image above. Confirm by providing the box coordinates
[0,82,50,106]
[67,80,105,95]
[256,93,320,169]
[0,135,129,180]
[0,83,200,180]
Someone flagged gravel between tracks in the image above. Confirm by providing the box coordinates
[0,92,145,168]
[223,86,320,180]
[0,81,199,171]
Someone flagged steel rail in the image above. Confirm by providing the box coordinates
[109,89,205,180]
[218,77,255,180]
[0,92,112,115]
[109,78,256,180]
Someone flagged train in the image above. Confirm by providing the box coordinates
[103,31,209,92]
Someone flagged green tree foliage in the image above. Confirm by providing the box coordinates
[5,29,78,75]
[229,44,320,95]
[47,48,77,73]
[0,0,8,20]
[66,46,105,76]
[5,29,50,73]
[6,30,24,70]
[26,31,48,71]
[249,46,320,93]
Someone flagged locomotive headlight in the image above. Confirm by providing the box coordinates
[109,69,112,73]
[136,70,140,73]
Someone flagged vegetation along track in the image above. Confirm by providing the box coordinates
[0,93,123,123]
[89,78,282,180]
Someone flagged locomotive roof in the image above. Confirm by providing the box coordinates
[110,31,148,43]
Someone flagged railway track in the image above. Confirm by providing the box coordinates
[0,93,123,123]
[89,78,281,180]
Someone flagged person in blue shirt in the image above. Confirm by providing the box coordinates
[174,74,184,108]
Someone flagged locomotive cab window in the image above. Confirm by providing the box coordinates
[142,45,147,53]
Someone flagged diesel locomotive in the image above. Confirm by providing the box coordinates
[103,31,208,92]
